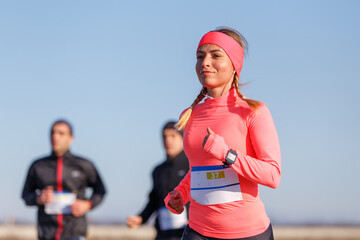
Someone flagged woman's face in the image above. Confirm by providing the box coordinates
[196,44,234,92]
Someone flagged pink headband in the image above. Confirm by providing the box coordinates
[197,31,244,76]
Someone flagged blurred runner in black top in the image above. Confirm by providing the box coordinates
[21,119,106,240]
[127,121,189,240]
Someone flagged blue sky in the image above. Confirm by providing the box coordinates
[0,0,359,225]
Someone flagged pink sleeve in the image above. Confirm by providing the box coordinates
[232,104,281,188]
[164,171,191,213]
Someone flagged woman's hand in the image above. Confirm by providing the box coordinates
[202,127,215,148]
[202,127,230,160]
[168,190,184,214]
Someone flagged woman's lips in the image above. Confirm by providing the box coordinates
[201,70,213,75]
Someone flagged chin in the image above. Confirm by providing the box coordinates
[166,151,174,156]
[201,81,216,88]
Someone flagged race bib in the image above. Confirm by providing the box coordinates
[158,206,187,231]
[191,165,242,205]
[45,191,76,215]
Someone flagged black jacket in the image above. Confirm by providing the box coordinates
[22,151,106,240]
[139,151,189,239]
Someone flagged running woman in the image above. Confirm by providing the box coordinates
[165,27,281,240]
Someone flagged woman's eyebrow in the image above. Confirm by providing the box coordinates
[197,49,224,54]
[210,49,223,52]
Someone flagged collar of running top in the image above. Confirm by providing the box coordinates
[197,31,244,76]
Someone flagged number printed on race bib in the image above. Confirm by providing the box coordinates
[191,165,242,205]
[207,171,225,180]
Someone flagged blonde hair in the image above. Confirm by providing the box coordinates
[176,27,261,131]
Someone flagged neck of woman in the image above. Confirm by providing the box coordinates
[207,81,233,98]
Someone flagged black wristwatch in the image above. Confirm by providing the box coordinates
[225,149,237,165]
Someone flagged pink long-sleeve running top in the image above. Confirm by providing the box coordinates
[165,88,281,239]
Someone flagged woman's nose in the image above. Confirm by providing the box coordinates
[202,55,211,67]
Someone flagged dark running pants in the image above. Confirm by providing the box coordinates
[181,223,274,240]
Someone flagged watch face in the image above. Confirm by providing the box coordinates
[226,150,237,164]
[227,152,237,161]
